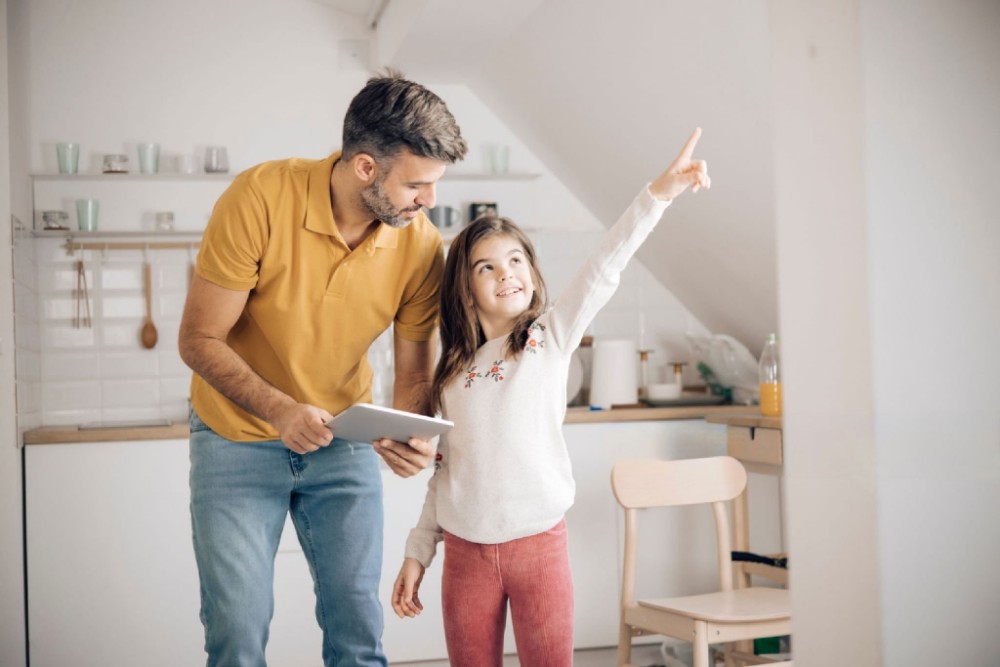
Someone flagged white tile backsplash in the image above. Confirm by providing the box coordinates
[25,214,711,427]
[102,322,143,348]
[159,293,187,318]
[44,380,102,412]
[158,349,191,376]
[102,295,146,318]
[43,325,97,349]
[100,351,160,378]
[101,378,161,408]
[101,267,143,290]
[41,351,101,380]
[32,236,196,424]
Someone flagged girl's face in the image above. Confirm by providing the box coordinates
[469,233,535,340]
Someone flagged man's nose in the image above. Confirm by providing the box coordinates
[416,184,436,210]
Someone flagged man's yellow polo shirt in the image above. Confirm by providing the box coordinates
[190,152,444,442]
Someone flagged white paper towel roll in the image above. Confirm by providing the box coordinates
[588,339,638,409]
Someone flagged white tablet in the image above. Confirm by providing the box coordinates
[325,403,454,444]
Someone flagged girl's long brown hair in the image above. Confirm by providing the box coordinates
[431,215,547,412]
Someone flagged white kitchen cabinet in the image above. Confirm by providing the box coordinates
[24,438,204,667]
[22,437,456,667]
[23,418,776,666]
[264,464,454,666]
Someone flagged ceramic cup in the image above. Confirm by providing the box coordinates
[137,142,160,174]
[75,199,99,231]
[427,205,461,228]
[482,143,510,174]
[175,154,197,174]
[204,146,229,173]
[56,142,80,174]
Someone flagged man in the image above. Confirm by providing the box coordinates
[178,71,467,667]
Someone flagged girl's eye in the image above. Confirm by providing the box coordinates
[511,256,522,265]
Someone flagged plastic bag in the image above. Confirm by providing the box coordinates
[686,332,760,404]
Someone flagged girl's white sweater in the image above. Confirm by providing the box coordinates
[405,186,671,567]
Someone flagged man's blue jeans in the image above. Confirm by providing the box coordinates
[189,411,387,667]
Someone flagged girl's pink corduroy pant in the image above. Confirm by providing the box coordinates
[440,518,574,667]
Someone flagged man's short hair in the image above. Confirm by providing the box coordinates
[342,69,468,165]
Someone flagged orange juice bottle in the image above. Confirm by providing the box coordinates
[758,334,782,417]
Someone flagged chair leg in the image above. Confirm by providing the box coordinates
[617,622,632,667]
[693,620,710,667]
[724,641,737,667]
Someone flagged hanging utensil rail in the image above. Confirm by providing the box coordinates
[63,240,200,255]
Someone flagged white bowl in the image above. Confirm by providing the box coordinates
[646,382,682,401]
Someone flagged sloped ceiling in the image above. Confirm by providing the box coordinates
[372,0,777,350]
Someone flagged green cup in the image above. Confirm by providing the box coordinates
[137,142,160,174]
[76,199,99,231]
[56,142,80,174]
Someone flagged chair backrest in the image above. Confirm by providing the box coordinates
[612,456,748,594]
[611,456,747,509]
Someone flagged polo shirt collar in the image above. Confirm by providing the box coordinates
[305,151,399,251]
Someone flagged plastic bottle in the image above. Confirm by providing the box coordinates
[758,333,782,417]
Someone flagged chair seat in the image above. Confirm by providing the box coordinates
[638,586,790,623]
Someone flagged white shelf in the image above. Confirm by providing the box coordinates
[30,172,232,181]
[440,171,540,181]
[31,229,202,239]
[32,171,540,182]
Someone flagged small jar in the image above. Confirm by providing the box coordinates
[102,154,129,173]
[155,211,175,231]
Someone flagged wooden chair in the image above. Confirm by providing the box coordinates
[611,456,791,667]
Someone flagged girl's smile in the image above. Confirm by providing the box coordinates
[469,234,536,340]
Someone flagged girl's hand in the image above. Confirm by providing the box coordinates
[391,557,426,618]
[373,436,435,478]
[649,127,711,201]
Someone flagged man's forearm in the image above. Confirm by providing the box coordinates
[182,335,296,423]
[393,377,433,417]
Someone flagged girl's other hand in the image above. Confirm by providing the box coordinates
[373,436,435,478]
[391,557,426,618]
[649,127,711,201]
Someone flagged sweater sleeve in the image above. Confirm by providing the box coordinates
[547,185,671,350]
[403,470,444,568]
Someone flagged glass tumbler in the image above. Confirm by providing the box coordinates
[56,142,80,174]
[204,146,229,173]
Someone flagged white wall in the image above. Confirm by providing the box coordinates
[3,1,714,663]
[774,1,1000,665]
[381,0,779,352]
[1,0,28,662]
[14,0,709,427]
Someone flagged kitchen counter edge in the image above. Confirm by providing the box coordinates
[23,405,759,445]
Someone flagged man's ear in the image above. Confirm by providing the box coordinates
[351,153,377,184]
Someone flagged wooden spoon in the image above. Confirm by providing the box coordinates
[140,261,158,349]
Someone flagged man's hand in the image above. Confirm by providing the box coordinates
[270,403,333,455]
[373,436,434,477]
[391,557,426,618]
[649,127,711,201]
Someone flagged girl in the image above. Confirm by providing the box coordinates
[388,129,710,666]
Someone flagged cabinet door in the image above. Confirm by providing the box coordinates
[265,464,453,666]
[25,439,203,667]
[379,465,452,663]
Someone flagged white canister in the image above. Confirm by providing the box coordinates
[588,339,638,409]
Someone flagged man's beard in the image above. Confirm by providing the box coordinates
[361,175,420,229]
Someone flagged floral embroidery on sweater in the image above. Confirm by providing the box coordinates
[524,322,546,353]
[463,360,506,388]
